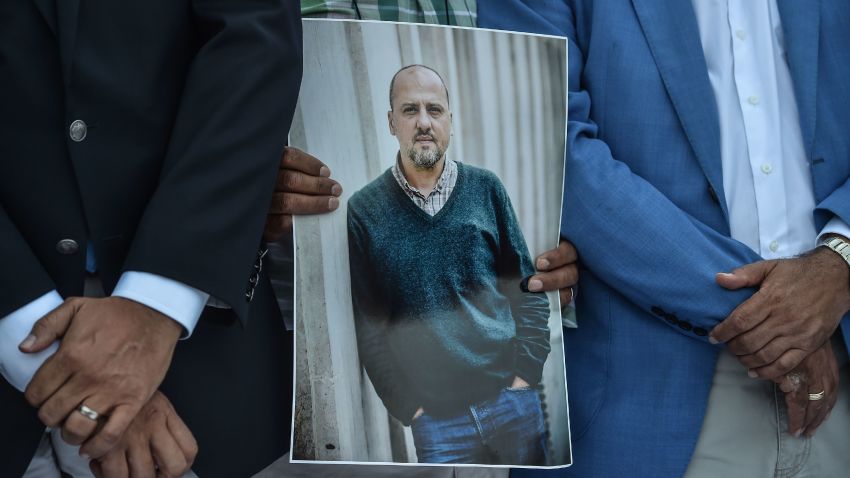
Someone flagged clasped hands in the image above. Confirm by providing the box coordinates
[709,245,850,437]
[19,296,196,478]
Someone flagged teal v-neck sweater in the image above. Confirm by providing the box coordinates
[347,162,551,424]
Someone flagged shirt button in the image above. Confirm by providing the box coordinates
[56,239,80,255]
[747,96,760,106]
[736,30,746,40]
[769,241,779,253]
[761,163,773,174]
[69,120,87,142]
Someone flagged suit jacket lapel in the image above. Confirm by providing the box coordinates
[777,0,820,161]
[631,0,728,221]
[32,0,58,37]
[56,0,81,80]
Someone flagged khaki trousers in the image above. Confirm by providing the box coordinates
[686,336,850,478]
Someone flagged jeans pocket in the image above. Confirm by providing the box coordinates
[411,410,428,428]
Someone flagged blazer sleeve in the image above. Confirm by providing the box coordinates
[0,205,56,316]
[816,177,850,230]
[479,0,763,343]
[120,0,303,323]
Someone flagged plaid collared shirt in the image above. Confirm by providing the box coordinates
[301,0,476,26]
[391,156,458,216]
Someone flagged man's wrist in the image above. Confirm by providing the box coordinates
[818,236,850,286]
[113,297,183,341]
[112,271,209,338]
[819,236,850,266]
[812,239,850,309]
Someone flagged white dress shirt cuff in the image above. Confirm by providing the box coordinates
[817,217,850,244]
[0,291,63,392]
[112,271,209,339]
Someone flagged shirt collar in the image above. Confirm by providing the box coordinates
[391,153,455,198]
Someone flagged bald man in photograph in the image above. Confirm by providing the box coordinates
[346,65,552,465]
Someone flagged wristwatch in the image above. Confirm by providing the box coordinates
[820,236,850,271]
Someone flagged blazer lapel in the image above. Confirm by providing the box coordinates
[776,0,820,161]
[631,0,728,221]
[32,0,58,37]
[56,0,81,80]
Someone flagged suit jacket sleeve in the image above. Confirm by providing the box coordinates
[816,178,850,232]
[120,0,303,323]
[0,205,55,315]
[480,0,763,342]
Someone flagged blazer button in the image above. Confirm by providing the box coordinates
[651,306,664,317]
[663,313,678,325]
[56,239,79,255]
[69,120,87,142]
[694,327,708,337]
[678,321,693,332]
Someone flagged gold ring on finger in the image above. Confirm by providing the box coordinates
[808,390,826,401]
[77,404,101,421]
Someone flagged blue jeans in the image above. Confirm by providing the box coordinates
[410,387,549,465]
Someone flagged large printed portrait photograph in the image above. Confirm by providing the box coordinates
[289,19,570,469]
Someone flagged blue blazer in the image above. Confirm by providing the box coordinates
[480,1,850,476]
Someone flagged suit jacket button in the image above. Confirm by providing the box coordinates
[651,306,664,316]
[56,239,79,255]
[663,313,678,325]
[678,321,693,331]
[69,120,88,142]
[694,327,708,337]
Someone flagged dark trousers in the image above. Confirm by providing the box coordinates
[161,278,293,478]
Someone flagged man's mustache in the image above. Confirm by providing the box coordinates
[414,130,434,142]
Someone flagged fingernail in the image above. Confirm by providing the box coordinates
[19,334,36,350]
[319,166,331,177]
[708,336,719,345]
[793,429,802,438]
[81,453,90,460]
[717,272,733,277]
[748,370,758,378]
[528,279,543,292]
[328,197,339,210]
[331,184,342,196]
[536,258,550,270]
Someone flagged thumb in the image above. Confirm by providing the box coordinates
[785,389,806,438]
[19,298,79,353]
[716,261,774,290]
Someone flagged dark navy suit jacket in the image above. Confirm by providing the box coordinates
[0,1,301,475]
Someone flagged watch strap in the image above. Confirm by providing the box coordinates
[821,237,850,270]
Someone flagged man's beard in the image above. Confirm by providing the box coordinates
[407,143,444,169]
